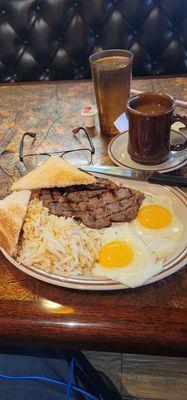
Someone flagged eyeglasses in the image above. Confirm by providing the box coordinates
[19,127,95,172]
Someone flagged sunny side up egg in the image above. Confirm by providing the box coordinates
[131,195,184,258]
[92,224,163,287]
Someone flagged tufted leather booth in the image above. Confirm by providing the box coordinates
[0,0,186,83]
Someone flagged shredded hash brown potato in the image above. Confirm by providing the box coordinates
[17,197,102,277]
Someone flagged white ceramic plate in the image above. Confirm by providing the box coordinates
[108,131,187,173]
[1,175,187,290]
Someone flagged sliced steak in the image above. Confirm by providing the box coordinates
[64,189,108,203]
[77,212,111,229]
[39,177,144,229]
[86,178,118,190]
[47,203,74,218]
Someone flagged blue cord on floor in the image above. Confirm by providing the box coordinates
[66,357,75,400]
[0,356,100,400]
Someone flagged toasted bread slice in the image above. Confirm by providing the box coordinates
[11,157,95,191]
[0,190,31,256]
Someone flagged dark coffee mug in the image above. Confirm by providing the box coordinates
[126,92,187,165]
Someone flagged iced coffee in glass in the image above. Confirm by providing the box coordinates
[90,49,133,135]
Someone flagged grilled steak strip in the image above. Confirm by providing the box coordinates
[39,177,144,229]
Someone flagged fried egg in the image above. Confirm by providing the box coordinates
[131,195,184,258]
[92,224,163,287]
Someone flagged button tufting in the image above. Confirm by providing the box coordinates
[11,74,17,82]
[0,1,186,82]
[155,69,160,76]
[75,74,83,79]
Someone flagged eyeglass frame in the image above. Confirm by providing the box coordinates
[19,127,95,170]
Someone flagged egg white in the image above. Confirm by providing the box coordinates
[131,195,184,258]
[92,224,163,287]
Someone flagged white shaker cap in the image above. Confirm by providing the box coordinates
[81,105,97,127]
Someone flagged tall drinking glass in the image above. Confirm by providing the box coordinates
[89,49,133,135]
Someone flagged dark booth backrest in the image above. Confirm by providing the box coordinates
[0,0,186,82]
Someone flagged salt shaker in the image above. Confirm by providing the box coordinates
[81,105,97,128]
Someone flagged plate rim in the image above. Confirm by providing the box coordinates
[0,180,186,290]
[108,132,187,173]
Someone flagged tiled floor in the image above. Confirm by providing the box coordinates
[85,352,187,400]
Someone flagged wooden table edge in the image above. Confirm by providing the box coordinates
[0,300,186,357]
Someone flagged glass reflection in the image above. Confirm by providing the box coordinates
[41,299,74,315]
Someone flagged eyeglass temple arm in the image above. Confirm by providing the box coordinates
[73,127,95,154]
[19,132,36,162]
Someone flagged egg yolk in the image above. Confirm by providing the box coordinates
[138,204,172,229]
[99,240,134,268]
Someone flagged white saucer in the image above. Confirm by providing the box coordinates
[108,130,187,173]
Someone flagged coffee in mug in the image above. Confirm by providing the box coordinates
[126,92,187,165]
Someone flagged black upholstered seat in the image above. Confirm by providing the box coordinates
[0,0,186,82]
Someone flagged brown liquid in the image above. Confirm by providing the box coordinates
[127,93,173,164]
[134,102,169,115]
[91,56,132,134]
